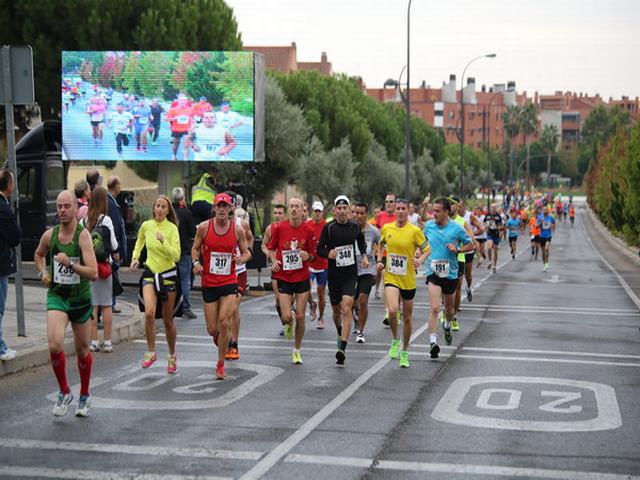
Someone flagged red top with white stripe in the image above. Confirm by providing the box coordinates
[201,219,237,287]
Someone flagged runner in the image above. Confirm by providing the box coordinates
[316,195,367,365]
[483,203,505,273]
[149,99,165,146]
[107,103,134,160]
[86,93,107,146]
[528,207,541,260]
[506,209,522,259]
[132,98,152,153]
[34,191,98,417]
[306,201,328,329]
[130,195,181,373]
[218,101,244,132]
[569,203,576,226]
[424,197,473,357]
[267,197,317,364]
[191,193,250,379]
[226,193,254,361]
[353,202,380,344]
[375,193,397,316]
[459,200,483,302]
[190,112,237,161]
[261,204,287,335]
[377,198,430,368]
[192,96,213,123]
[165,95,194,161]
[473,206,488,267]
[537,206,556,271]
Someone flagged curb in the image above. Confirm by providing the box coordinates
[0,300,144,378]
[585,207,640,267]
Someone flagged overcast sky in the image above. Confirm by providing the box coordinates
[227,0,640,100]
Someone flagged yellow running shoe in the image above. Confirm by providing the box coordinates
[292,350,303,364]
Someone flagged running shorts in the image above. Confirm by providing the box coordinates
[384,283,416,301]
[202,284,238,303]
[47,293,93,324]
[487,233,501,246]
[277,278,311,295]
[356,274,375,297]
[310,269,328,287]
[329,276,357,306]
[458,261,465,278]
[538,237,551,247]
[237,271,248,296]
[426,274,458,295]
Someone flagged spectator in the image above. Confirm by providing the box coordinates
[191,168,218,224]
[172,187,197,319]
[86,169,102,191]
[0,169,21,361]
[74,179,90,221]
[107,176,127,312]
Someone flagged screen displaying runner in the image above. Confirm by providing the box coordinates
[61,51,256,162]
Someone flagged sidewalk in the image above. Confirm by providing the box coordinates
[0,284,143,377]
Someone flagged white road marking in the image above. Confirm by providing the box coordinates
[237,322,430,480]
[0,466,232,480]
[486,281,620,289]
[431,376,621,432]
[463,346,640,360]
[285,454,640,480]
[457,354,640,368]
[0,438,262,461]
[582,213,640,312]
[411,303,639,314]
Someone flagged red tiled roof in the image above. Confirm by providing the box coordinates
[243,45,297,73]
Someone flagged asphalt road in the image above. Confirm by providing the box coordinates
[1,208,639,480]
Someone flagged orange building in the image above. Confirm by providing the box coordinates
[243,42,332,75]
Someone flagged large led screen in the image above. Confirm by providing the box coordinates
[62,51,256,162]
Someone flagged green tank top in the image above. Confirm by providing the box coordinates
[454,215,466,262]
[48,223,91,300]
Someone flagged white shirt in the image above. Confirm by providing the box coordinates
[109,111,134,134]
[193,124,227,160]
[218,110,242,131]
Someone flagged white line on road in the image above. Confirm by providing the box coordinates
[457,354,640,368]
[0,437,262,461]
[411,303,639,314]
[463,346,640,360]
[285,453,640,480]
[0,466,232,480]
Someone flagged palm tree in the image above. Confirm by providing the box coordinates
[540,124,560,185]
[502,105,521,181]
[519,102,538,186]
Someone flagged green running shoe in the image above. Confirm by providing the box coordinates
[451,317,460,331]
[284,322,294,339]
[388,339,401,359]
[444,324,453,346]
[399,350,410,368]
[291,350,303,364]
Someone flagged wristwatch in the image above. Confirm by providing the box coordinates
[192,259,200,267]
[69,260,76,270]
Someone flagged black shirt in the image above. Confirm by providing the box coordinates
[483,213,503,235]
[317,220,366,278]
[173,203,196,256]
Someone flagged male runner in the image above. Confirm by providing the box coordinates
[424,197,473,357]
[87,93,107,146]
[132,98,152,153]
[191,112,237,161]
[267,197,317,364]
[191,193,250,379]
[506,209,522,259]
[353,202,380,344]
[375,193,397,313]
[261,204,287,334]
[306,201,328,329]
[569,204,576,226]
[218,101,244,131]
[483,203,504,273]
[107,103,134,160]
[34,191,98,417]
[537,206,556,271]
[377,198,430,368]
[459,200,484,302]
[165,95,194,161]
[149,99,165,146]
[473,205,488,267]
[528,207,541,260]
[316,195,367,365]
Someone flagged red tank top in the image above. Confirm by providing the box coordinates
[201,219,237,287]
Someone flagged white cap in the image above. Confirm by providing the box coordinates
[334,195,350,206]
[312,201,324,211]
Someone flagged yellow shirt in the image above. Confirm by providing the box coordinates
[132,219,181,274]
[380,222,429,290]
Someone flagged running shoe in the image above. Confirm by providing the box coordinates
[335,349,345,365]
[316,318,325,330]
[352,306,359,322]
[397,311,402,324]
[167,354,178,374]
[292,350,303,365]
[89,340,100,353]
[466,287,473,302]
[451,318,460,331]
[284,322,294,339]
[492,266,497,273]
[443,324,453,346]
[544,262,549,272]
[399,350,410,368]
[0,348,16,361]
[438,310,445,327]
[152,140,157,146]
[388,339,401,359]
[228,346,240,360]
[216,363,226,380]
[382,315,390,328]
[52,391,73,417]
[374,290,381,300]
[336,336,342,349]
[101,340,113,353]
[142,351,157,369]
[75,395,90,417]
[356,331,366,344]
[512,253,515,259]
[279,329,285,336]
[429,342,440,359]
[182,309,197,320]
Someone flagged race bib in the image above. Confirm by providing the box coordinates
[335,244,355,267]
[388,254,408,275]
[138,116,149,125]
[489,220,497,229]
[209,252,232,275]
[431,259,450,278]
[542,221,551,230]
[53,257,80,285]
[282,249,303,271]
[177,115,189,124]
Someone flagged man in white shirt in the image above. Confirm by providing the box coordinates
[190,112,236,161]
[107,103,134,160]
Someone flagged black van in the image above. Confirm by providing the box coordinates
[12,120,66,260]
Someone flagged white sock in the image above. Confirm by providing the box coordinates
[430,334,437,344]
[293,348,300,354]
[444,321,451,329]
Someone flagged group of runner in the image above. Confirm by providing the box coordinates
[62,80,243,161]
[37,183,573,418]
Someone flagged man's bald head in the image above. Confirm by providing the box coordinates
[56,190,77,225]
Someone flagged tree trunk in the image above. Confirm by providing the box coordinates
[526,138,530,187]
[547,152,551,187]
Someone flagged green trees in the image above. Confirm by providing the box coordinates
[539,124,559,182]
[519,102,538,184]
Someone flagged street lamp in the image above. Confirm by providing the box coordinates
[459,53,496,198]
[405,0,412,200]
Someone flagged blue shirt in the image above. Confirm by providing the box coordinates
[423,220,470,280]
[133,106,151,127]
[537,214,555,239]
[505,218,521,238]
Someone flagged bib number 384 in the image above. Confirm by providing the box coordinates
[53,257,81,285]
[282,249,303,271]
[210,252,232,275]
[388,254,407,275]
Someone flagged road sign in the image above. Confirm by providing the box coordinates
[0,45,34,105]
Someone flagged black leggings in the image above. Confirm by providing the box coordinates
[115,133,129,153]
